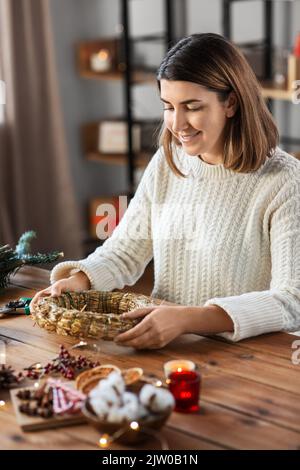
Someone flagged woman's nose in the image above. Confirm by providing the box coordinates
[172,111,189,133]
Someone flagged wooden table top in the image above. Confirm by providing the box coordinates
[0,266,300,450]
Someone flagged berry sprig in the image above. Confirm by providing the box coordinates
[24,345,100,380]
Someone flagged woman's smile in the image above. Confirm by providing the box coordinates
[178,130,202,144]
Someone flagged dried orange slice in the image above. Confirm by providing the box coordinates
[122,367,143,385]
[76,364,121,393]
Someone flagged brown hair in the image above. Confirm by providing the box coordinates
[156,33,279,177]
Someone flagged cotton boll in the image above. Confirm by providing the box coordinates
[90,397,110,418]
[97,382,122,406]
[120,401,139,422]
[137,403,149,420]
[139,384,175,413]
[122,391,139,406]
[106,371,125,395]
[89,380,122,406]
[89,376,112,398]
[106,407,127,424]
[139,384,157,406]
[89,383,104,399]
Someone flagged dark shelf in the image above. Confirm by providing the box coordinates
[130,34,166,43]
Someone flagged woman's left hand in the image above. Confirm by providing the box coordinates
[114,305,187,349]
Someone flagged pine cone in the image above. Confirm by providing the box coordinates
[0,364,22,389]
[32,291,161,341]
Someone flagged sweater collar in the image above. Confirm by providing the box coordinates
[175,147,269,180]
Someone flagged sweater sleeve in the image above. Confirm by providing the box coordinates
[204,177,300,342]
[50,149,162,291]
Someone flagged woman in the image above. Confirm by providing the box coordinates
[31,33,300,348]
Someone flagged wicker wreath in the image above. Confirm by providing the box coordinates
[31,291,160,340]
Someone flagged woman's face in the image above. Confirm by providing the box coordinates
[160,79,235,164]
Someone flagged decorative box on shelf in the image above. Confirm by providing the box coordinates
[81,120,158,167]
[98,121,141,154]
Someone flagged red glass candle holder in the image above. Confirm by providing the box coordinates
[167,370,201,413]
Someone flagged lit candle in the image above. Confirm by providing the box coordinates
[167,370,201,413]
[163,359,195,378]
[90,49,111,72]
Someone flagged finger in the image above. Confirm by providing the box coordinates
[115,319,151,343]
[30,288,51,312]
[50,284,62,296]
[116,329,157,349]
[122,307,155,320]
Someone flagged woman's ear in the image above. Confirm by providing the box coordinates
[225,91,238,118]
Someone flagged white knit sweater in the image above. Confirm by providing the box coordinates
[51,146,300,342]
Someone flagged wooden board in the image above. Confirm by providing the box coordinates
[10,386,87,432]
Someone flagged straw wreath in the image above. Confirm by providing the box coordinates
[31,291,160,340]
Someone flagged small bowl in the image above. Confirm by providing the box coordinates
[82,399,171,444]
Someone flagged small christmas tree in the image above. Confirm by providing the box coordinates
[0,231,63,289]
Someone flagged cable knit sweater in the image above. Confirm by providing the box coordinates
[51,146,300,342]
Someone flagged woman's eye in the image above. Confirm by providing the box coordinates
[187,106,203,111]
[163,107,174,111]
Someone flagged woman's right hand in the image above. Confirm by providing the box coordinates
[29,271,91,313]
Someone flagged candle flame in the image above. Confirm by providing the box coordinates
[98,49,109,60]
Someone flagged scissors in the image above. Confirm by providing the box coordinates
[0,297,32,318]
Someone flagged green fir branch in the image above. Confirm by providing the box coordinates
[0,231,64,290]
[15,231,37,256]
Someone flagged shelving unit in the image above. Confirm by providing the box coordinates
[79,1,299,253]
[222,0,300,156]
[78,0,174,252]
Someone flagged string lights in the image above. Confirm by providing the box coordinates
[97,420,169,450]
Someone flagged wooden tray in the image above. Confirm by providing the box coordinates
[10,386,87,432]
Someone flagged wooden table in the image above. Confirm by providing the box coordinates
[0,266,300,450]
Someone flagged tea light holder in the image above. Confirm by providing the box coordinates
[90,49,111,72]
[167,370,201,413]
[163,359,195,378]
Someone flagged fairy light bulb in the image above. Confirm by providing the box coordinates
[0,400,6,407]
[35,363,42,369]
[155,380,163,387]
[130,421,139,431]
[99,434,110,448]
[177,367,182,372]
[34,382,40,389]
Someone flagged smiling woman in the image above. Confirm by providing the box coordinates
[32,33,300,349]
